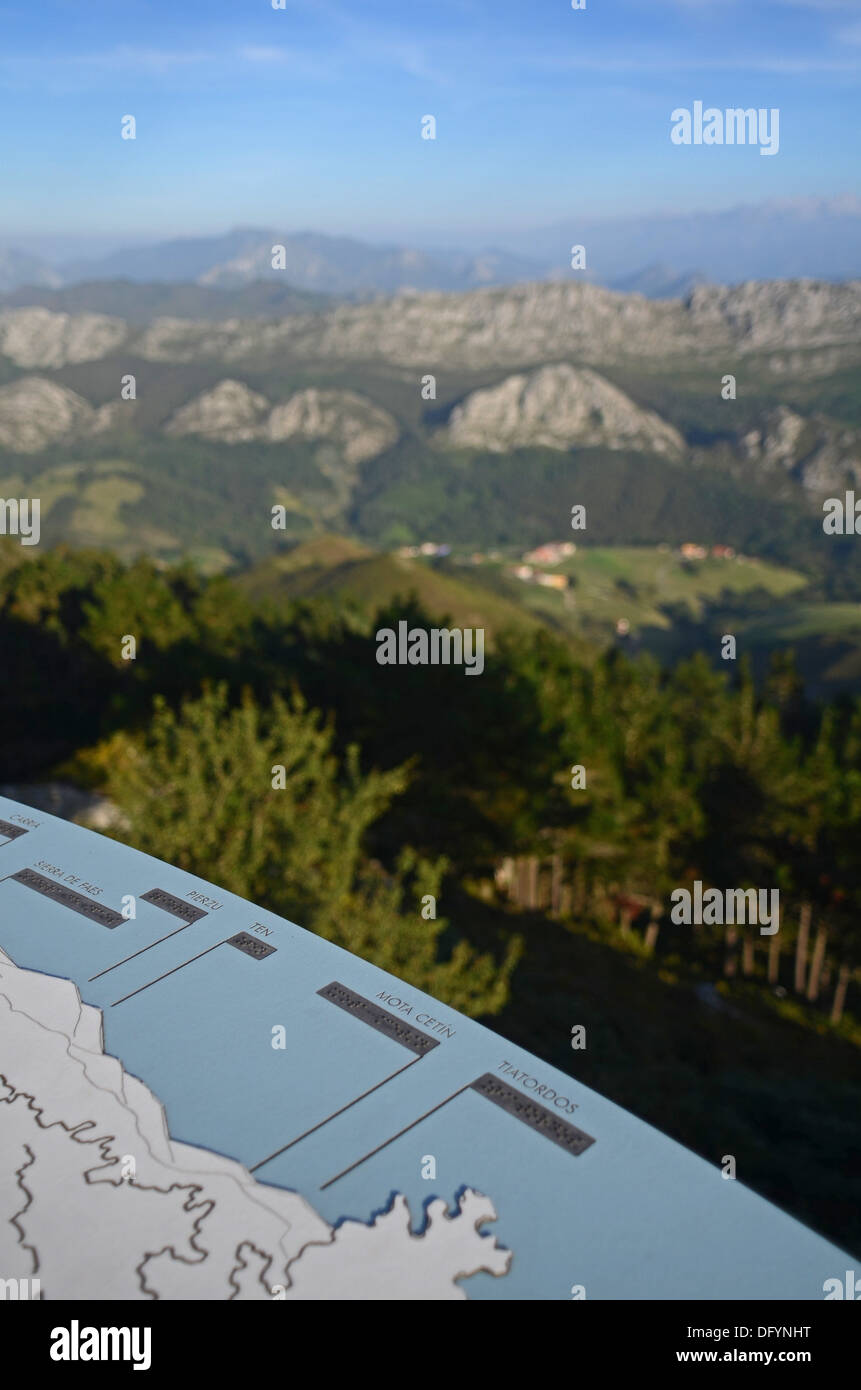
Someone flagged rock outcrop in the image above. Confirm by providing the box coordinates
[444,363,685,456]
[165,380,398,462]
[740,405,861,494]
[0,376,130,453]
[0,307,127,368]
[266,388,399,463]
[0,377,96,452]
[2,281,859,375]
[165,378,270,442]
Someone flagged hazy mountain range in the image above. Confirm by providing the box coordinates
[1,198,858,302]
[0,275,858,548]
[500,197,861,284]
[1,269,860,691]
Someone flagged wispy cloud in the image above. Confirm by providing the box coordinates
[529,49,861,75]
[0,40,343,91]
[70,46,216,73]
[233,44,338,79]
[268,0,451,84]
[775,0,861,9]
[662,0,860,8]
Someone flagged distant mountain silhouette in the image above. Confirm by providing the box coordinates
[1,198,858,298]
[57,229,546,295]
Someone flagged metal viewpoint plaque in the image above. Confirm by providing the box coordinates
[141,887,208,924]
[227,931,277,960]
[318,981,440,1056]
[470,1073,596,1157]
[0,819,28,842]
[0,795,851,1301]
[11,867,124,929]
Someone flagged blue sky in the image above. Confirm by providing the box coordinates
[0,0,859,251]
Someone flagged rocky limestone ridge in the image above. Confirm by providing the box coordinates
[685,279,861,350]
[266,388,399,464]
[0,307,127,368]
[799,436,861,495]
[165,378,270,442]
[443,364,685,457]
[2,279,858,373]
[740,405,861,494]
[0,377,123,453]
[739,405,861,497]
[740,406,809,468]
[165,379,399,464]
[133,284,691,368]
[133,278,861,371]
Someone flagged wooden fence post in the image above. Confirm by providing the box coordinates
[794,901,811,994]
[830,963,852,1025]
[724,923,739,977]
[741,936,755,976]
[767,935,781,984]
[550,856,562,917]
[806,925,828,1003]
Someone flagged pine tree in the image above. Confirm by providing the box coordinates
[104,683,519,1016]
